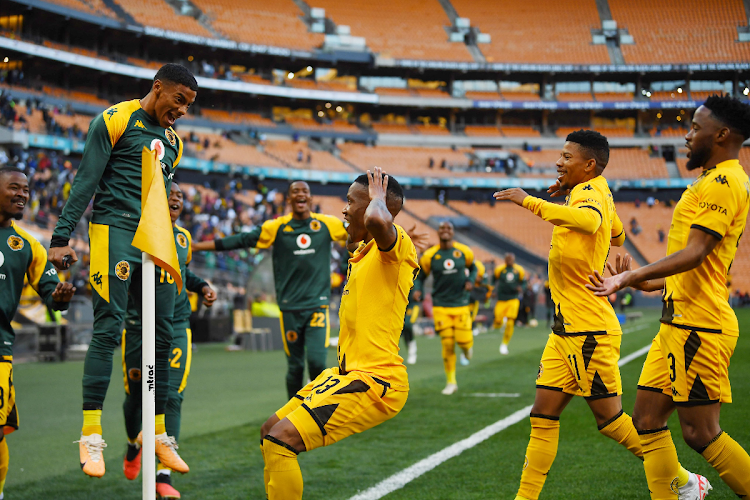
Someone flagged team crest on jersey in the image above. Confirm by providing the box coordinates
[176,233,188,248]
[128,368,141,382]
[297,234,312,249]
[309,220,321,232]
[286,330,299,343]
[7,236,23,251]
[150,139,166,161]
[537,362,544,380]
[444,259,455,270]
[115,260,130,281]
[165,129,177,147]
[670,478,680,494]
[452,250,461,258]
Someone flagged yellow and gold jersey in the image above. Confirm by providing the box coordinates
[338,224,419,389]
[662,160,750,335]
[525,175,624,334]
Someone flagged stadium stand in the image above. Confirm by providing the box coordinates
[594,92,635,102]
[615,201,672,264]
[604,148,669,179]
[44,0,119,19]
[113,0,215,38]
[263,141,357,172]
[451,0,610,64]
[464,125,502,136]
[371,122,415,134]
[512,149,561,169]
[200,109,277,128]
[501,125,541,137]
[338,143,472,177]
[191,0,324,49]
[650,91,688,101]
[465,91,503,101]
[411,124,451,135]
[313,0,473,61]
[186,133,286,167]
[499,90,541,101]
[609,0,750,64]
[557,92,594,102]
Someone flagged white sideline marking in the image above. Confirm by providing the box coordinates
[349,342,652,500]
[622,323,651,335]
[465,393,521,398]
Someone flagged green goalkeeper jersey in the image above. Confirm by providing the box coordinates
[215,213,348,312]
[414,242,477,308]
[125,225,207,327]
[0,221,68,356]
[52,99,183,246]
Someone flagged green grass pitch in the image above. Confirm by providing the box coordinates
[8,308,750,499]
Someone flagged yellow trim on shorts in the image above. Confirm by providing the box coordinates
[178,328,192,393]
[279,314,290,356]
[410,305,420,324]
[122,329,129,395]
[324,307,330,348]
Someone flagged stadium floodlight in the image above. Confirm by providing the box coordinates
[2,57,7,63]
[744,88,749,96]
[646,91,652,97]
[287,72,294,79]
[318,111,324,117]
[307,66,313,72]
[677,87,683,93]
[336,105,343,112]
[325,102,332,108]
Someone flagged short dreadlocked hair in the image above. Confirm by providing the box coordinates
[565,129,610,171]
[703,94,750,141]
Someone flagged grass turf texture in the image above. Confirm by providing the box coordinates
[8,308,750,499]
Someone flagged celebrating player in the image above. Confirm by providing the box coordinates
[493,252,525,355]
[588,95,750,499]
[257,167,418,499]
[495,130,649,500]
[413,221,477,395]
[47,64,197,477]
[0,167,76,497]
[121,183,216,498]
[193,180,347,399]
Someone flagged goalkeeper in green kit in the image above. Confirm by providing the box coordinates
[48,64,197,478]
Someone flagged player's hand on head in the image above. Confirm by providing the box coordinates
[52,282,76,302]
[586,269,629,297]
[367,167,388,202]
[547,180,569,198]
[49,246,78,270]
[202,286,217,307]
[493,188,529,206]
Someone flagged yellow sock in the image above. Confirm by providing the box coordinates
[503,321,515,345]
[639,427,680,499]
[597,410,643,459]
[156,462,170,473]
[155,414,166,435]
[518,415,560,500]
[82,409,102,436]
[701,431,750,497]
[441,335,457,384]
[264,437,303,500]
[0,438,8,495]
[676,465,690,488]
[514,497,532,500]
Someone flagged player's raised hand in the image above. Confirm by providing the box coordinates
[606,253,632,277]
[405,223,430,252]
[201,285,217,307]
[51,282,76,302]
[586,269,630,296]
[493,188,529,206]
[547,180,570,198]
[49,246,78,270]
[367,167,388,202]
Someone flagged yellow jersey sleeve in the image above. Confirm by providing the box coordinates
[26,236,50,291]
[611,209,625,246]
[255,217,286,249]
[419,246,439,275]
[455,242,474,267]
[494,264,504,280]
[316,213,348,243]
[522,181,603,235]
[379,224,416,264]
[475,259,485,281]
[181,227,193,264]
[103,99,141,147]
[516,264,526,281]
[172,128,183,168]
[691,170,741,240]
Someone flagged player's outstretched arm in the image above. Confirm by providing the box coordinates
[493,188,601,234]
[587,228,717,296]
[185,267,216,307]
[192,240,217,252]
[364,167,397,251]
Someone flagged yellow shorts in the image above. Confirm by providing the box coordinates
[637,324,737,405]
[494,299,520,324]
[0,358,18,434]
[276,367,408,452]
[433,306,472,334]
[536,332,623,399]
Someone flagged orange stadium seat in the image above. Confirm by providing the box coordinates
[412,88,451,99]
[411,124,451,135]
[114,0,215,38]
[313,0,473,61]
[374,88,415,97]
[654,127,689,138]
[690,91,723,101]
[465,91,503,100]
[594,92,635,101]
[501,125,541,137]
[609,0,750,63]
[192,0,324,50]
[650,91,687,101]
[263,141,357,172]
[339,143,472,178]
[512,149,561,169]
[500,91,541,101]
[605,148,669,179]
[557,92,594,102]
[556,126,634,138]
[43,0,119,19]
[464,125,502,136]
[615,201,673,264]
[187,133,286,167]
[371,123,415,134]
[451,0,610,64]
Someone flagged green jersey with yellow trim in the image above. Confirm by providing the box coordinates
[494,263,526,301]
[52,99,183,245]
[216,213,347,311]
[0,221,68,355]
[125,225,207,326]
[414,242,477,308]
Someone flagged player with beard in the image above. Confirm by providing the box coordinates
[193,181,347,398]
[0,167,76,498]
[588,94,750,499]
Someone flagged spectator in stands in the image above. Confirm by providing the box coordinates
[297,149,303,162]
[630,217,642,235]
[646,195,656,207]
[429,157,435,169]
[658,227,665,243]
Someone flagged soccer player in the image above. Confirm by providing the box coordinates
[121,183,216,498]
[193,181,348,398]
[47,64,197,477]
[588,95,750,499]
[494,252,525,355]
[0,167,76,498]
[494,130,648,500]
[413,221,477,395]
[258,167,418,499]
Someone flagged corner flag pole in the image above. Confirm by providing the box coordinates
[142,252,156,500]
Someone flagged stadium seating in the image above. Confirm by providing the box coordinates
[451,0,610,64]
[465,91,503,101]
[44,0,119,19]
[339,144,472,178]
[609,0,750,64]
[113,0,215,38]
[313,0,473,61]
[501,125,541,137]
[594,92,635,102]
[371,122,415,134]
[690,91,722,101]
[187,133,286,167]
[200,109,277,128]
[191,0,324,49]
[650,91,687,101]
[464,125,502,136]
[557,92,594,102]
[605,148,669,179]
[263,141,357,172]
[512,149,561,170]
[499,91,541,101]
[614,201,672,264]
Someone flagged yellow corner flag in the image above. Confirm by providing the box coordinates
[132,147,182,292]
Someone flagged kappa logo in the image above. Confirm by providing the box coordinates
[444,259,455,270]
[165,128,177,147]
[286,330,299,343]
[128,368,142,382]
[106,107,117,119]
[310,220,321,232]
[176,233,188,248]
[91,271,103,288]
[297,234,312,249]
[582,184,593,191]
[0,250,4,268]
[150,139,166,161]
[115,260,130,281]
[134,120,146,130]
[452,249,462,258]
[7,236,23,251]
[714,174,729,186]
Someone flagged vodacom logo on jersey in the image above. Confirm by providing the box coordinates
[443,258,457,273]
[294,233,316,255]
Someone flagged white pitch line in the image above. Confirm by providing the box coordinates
[465,393,521,398]
[349,342,653,500]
